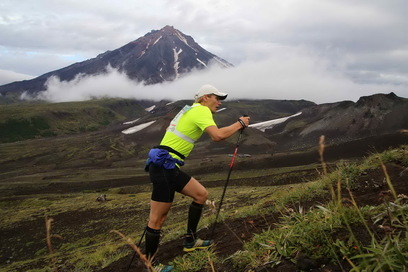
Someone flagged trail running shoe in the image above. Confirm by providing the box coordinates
[183,238,213,252]
[152,262,173,272]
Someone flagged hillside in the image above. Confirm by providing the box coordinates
[265,92,408,151]
[103,148,408,272]
[0,97,314,146]
[0,99,149,143]
[0,93,407,271]
[1,141,407,272]
[1,94,407,187]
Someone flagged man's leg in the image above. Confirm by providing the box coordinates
[181,178,212,251]
[181,177,208,236]
[181,177,208,204]
[186,202,204,237]
[145,200,172,259]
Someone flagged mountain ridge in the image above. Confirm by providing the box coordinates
[1,92,406,151]
[264,92,408,151]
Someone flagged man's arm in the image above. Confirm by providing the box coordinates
[205,116,250,142]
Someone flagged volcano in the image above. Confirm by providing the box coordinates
[0,25,232,96]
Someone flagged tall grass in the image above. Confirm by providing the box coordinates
[110,230,154,272]
[45,216,63,272]
[227,144,408,271]
[172,248,219,272]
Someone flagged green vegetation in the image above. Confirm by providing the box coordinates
[1,145,406,271]
[0,116,53,142]
[172,248,219,272]
[0,99,147,142]
[224,147,408,271]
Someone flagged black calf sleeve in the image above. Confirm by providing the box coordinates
[145,226,161,259]
[186,202,204,240]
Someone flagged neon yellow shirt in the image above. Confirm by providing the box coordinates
[160,103,216,160]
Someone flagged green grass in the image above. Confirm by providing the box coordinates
[171,247,219,272]
[225,146,408,271]
[0,99,147,143]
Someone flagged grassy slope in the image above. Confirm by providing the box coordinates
[0,99,147,142]
[222,148,408,271]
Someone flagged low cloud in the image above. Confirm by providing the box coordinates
[0,69,34,85]
[30,47,408,104]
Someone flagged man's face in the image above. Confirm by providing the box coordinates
[204,94,222,113]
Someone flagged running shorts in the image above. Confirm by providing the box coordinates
[148,164,191,202]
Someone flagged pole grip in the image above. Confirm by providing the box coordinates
[239,114,248,130]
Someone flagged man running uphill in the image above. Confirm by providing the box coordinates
[144,84,250,271]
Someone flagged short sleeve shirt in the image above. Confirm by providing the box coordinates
[160,103,216,159]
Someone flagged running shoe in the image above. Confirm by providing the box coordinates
[183,238,213,252]
[152,262,173,272]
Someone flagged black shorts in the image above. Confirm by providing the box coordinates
[149,164,191,203]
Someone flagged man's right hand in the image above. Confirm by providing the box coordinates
[238,116,250,128]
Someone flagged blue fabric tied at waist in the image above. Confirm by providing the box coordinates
[145,148,184,171]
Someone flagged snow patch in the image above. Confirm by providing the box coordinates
[145,105,156,112]
[213,56,232,68]
[196,58,207,67]
[153,36,162,46]
[175,30,197,52]
[249,112,302,132]
[123,118,140,125]
[121,120,156,134]
[173,48,183,79]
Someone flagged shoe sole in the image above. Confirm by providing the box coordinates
[183,245,211,252]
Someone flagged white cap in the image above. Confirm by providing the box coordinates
[194,84,228,101]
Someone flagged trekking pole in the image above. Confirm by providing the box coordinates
[126,227,147,272]
[210,119,246,239]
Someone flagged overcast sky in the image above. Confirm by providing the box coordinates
[1,0,407,103]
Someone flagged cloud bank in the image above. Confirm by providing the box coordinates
[30,46,407,104]
[0,69,34,85]
[2,1,408,104]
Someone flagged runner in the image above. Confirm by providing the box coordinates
[144,84,250,271]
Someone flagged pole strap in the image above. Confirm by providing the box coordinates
[238,119,246,129]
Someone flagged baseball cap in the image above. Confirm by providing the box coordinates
[194,84,228,101]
